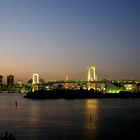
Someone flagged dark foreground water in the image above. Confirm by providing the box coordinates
[0,93,140,140]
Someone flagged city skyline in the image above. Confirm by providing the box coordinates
[0,0,140,81]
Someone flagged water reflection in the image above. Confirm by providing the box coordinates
[26,99,99,140]
[83,99,99,139]
[0,94,140,140]
[28,101,42,126]
[85,99,98,128]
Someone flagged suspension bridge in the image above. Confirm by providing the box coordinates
[32,65,140,93]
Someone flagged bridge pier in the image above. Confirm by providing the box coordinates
[87,65,97,90]
[32,73,39,92]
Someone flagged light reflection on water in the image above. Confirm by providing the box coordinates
[0,93,140,139]
[83,100,98,140]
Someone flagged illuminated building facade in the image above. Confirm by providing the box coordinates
[17,80,23,87]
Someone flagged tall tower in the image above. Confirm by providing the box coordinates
[88,65,97,81]
[7,75,14,86]
[65,75,69,89]
[32,73,39,84]
[87,65,97,90]
[0,75,3,92]
[32,73,39,91]
[0,75,3,85]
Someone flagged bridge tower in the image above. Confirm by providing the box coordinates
[88,65,97,81]
[87,65,97,90]
[32,73,39,84]
[65,75,69,89]
[32,73,39,91]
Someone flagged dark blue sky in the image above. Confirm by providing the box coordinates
[0,0,140,81]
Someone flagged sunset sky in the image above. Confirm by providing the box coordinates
[0,0,140,82]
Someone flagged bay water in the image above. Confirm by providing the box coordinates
[0,93,140,140]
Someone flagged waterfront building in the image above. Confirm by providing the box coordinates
[0,75,3,85]
[17,80,23,87]
[7,75,14,86]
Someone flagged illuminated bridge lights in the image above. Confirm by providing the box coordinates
[32,73,39,92]
[87,65,97,90]
[30,66,140,93]
[88,65,97,82]
[32,73,39,84]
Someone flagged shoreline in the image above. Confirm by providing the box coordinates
[24,90,140,99]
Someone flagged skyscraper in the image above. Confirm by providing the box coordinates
[0,75,3,85]
[7,75,14,86]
